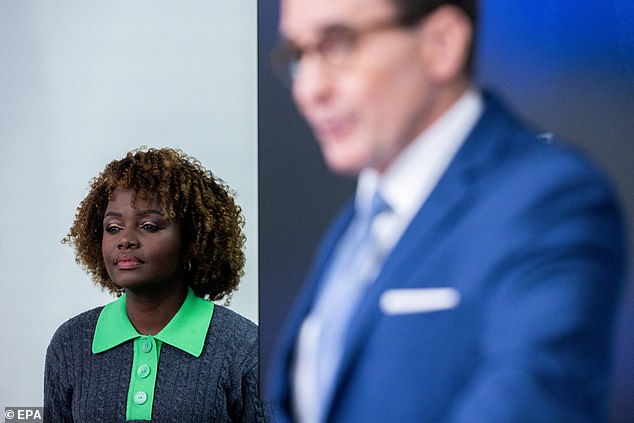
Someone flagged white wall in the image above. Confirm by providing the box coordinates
[0,0,257,410]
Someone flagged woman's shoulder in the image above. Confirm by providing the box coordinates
[209,304,258,342]
[204,305,260,387]
[49,306,104,345]
[206,305,258,361]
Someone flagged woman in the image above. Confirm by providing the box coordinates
[44,147,268,422]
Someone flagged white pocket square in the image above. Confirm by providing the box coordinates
[379,288,461,315]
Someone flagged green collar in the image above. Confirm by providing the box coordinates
[92,287,214,357]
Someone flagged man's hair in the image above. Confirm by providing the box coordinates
[391,0,477,26]
[391,0,478,73]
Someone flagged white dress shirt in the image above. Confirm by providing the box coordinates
[292,88,484,423]
[356,88,484,260]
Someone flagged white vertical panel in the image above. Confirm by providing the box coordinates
[0,0,257,409]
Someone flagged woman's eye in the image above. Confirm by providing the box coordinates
[105,225,121,233]
[141,223,159,232]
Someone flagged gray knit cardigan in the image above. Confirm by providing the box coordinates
[44,304,269,422]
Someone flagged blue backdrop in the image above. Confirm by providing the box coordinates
[259,2,634,421]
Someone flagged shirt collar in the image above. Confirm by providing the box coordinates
[357,88,483,220]
[92,287,214,357]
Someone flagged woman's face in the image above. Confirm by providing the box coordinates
[101,189,184,293]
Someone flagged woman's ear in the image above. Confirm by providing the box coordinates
[417,5,473,84]
[183,259,192,272]
[179,246,192,272]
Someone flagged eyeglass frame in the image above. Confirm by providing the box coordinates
[270,15,421,86]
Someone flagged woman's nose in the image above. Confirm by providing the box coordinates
[117,229,139,249]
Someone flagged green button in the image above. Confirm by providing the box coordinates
[141,339,153,353]
[137,364,151,378]
[134,391,148,405]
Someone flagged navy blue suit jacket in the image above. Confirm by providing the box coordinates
[266,95,625,422]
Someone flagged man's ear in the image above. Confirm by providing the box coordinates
[417,5,472,84]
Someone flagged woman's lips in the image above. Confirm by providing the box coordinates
[116,255,143,269]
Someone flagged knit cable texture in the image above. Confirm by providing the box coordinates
[44,304,269,422]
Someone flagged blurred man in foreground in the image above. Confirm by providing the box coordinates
[266,0,626,421]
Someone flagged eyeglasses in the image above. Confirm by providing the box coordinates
[270,17,406,86]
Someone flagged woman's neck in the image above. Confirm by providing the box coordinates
[124,282,188,336]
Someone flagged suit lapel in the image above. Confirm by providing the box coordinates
[270,201,355,413]
[327,94,521,417]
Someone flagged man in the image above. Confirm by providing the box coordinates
[266,0,625,421]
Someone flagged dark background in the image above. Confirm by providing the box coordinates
[259,1,634,421]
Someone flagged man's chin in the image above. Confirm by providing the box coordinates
[322,150,367,176]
